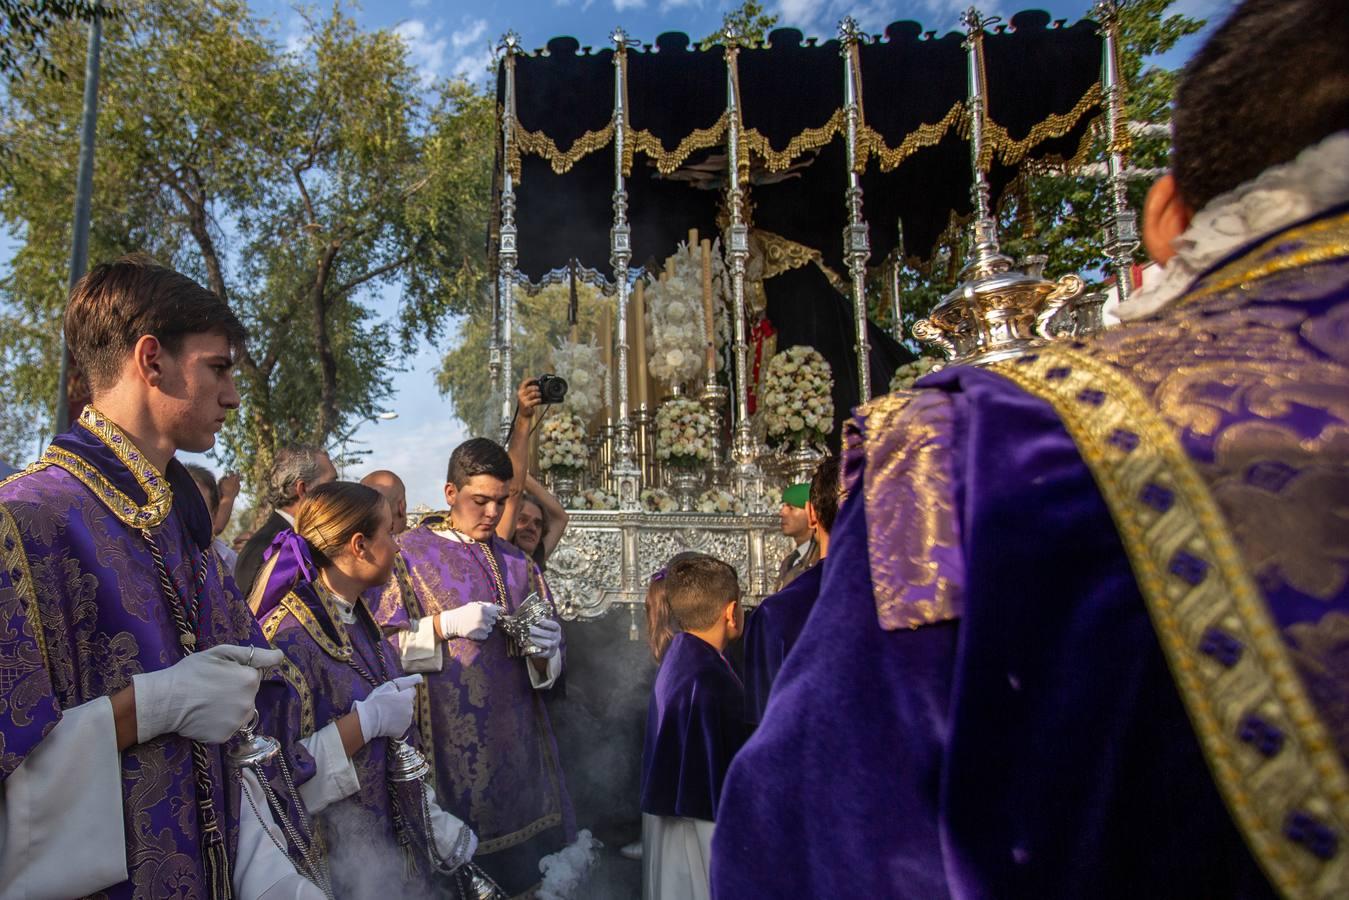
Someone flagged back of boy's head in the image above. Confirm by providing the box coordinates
[808,453,842,534]
[666,556,740,631]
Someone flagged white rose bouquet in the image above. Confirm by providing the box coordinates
[641,487,678,513]
[655,397,714,468]
[889,357,940,393]
[575,487,617,510]
[696,487,745,515]
[550,339,607,422]
[761,345,835,447]
[538,412,589,476]
[645,243,708,389]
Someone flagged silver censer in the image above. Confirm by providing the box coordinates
[387,739,508,900]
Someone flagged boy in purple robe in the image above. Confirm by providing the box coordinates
[372,437,574,895]
[250,482,479,897]
[641,555,748,900]
[742,453,840,727]
[0,256,318,899]
[712,3,1349,898]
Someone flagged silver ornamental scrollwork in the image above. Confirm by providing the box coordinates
[546,527,623,619]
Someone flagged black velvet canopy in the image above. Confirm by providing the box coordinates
[495,10,1103,435]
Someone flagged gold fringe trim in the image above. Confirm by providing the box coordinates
[981,81,1103,168]
[510,121,615,178]
[627,112,729,175]
[858,101,965,173]
[742,108,846,173]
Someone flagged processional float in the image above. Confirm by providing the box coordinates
[487,3,1138,623]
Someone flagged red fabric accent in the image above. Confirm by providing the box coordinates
[748,318,777,415]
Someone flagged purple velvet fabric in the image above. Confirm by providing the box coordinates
[0,414,279,899]
[641,632,748,822]
[710,204,1349,899]
[742,562,823,727]
[253,553,442,895]
[370,525,575,894]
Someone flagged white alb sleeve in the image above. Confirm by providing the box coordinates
[397,616,444,673]
[234,769,323,900]
[296,721,361,815]
[526,652,563,690]
[0,697,127,900]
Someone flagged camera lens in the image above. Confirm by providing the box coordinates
[537,374,568,404]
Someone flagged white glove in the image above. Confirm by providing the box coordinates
[527,618,563,660]
[352,674,423,742]
[439,602,501,641]
[426,783,478,866]
[132,643,283,744]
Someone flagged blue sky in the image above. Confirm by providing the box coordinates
[3,0,1234,512]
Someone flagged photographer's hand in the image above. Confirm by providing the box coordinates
[516,378,542,420]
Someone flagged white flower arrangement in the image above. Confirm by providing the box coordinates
[889,357,940,393]
[761,345,835,446]
[641,487,678,513]
[696,487,745,515]
[550,340,608,422]
[538,412,589,475]
[655,397,714,467]
[645,242,708,389]
[575,487,617,510]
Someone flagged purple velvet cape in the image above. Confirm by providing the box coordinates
[641,632,748,822]
[742,562,823,727]
[711,208,1349,899]
[251,531,441,895]
[0,410,280,899]
[370,524,576,894]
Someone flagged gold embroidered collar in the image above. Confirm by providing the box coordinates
[40,406,173,528]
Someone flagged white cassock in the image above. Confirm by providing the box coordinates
[641,813,715,900]
[0,696,323,900]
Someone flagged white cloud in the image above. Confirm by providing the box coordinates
[451,17,489,50]
[614,0,647,11]
[449,18,495,83]
[394,19,449,86]
[659,0,699,11]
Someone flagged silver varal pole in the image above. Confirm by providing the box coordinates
[57,12,103,435]
[839,17,873,403]
[1095,0,1139,304]
[609,28,642,510]
[960,7,1011,279]
[496,33,522,444]
[722,21,767,512]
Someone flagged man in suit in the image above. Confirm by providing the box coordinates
[774,482,817,591]
[234,444,336,595]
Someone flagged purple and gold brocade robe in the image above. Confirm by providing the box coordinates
[250,535,441,897]
[712,207,1349,898]
[0,408,278,899]
[372,525,576,894]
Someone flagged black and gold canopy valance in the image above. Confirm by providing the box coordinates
[498,9,1103,281]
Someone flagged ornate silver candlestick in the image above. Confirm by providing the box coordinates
[912,8,1083,366]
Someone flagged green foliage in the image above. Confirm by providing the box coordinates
[0,0,494,491]
[701,0,778,48]
[438,282,610,435]
[0,0,120,83]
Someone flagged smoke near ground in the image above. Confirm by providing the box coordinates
[538,828,601,899]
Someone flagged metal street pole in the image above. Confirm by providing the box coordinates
[55,11,103,435]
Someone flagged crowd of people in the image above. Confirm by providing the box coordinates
[0,1,1346,897]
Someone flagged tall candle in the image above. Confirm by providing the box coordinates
[701,238,715,378]
[599,303,612,424]
[634,279,650,408]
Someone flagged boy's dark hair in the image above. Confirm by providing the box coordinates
[447,437,513,487]
[1173,0,1349,211]
[64,254,247,393]
[808,453,842,534]
[185,463,220,515]
[666,556,740,632]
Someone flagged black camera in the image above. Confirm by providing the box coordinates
[535,373,569,404]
